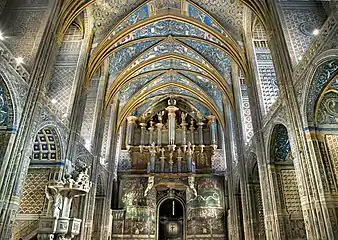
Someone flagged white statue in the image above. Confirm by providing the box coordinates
[45,186,62,217]
[187,142,194,156]
[181,112,187,122]
[150,142,156,156]
[160,148,165,158]
[177,148,182,158]
[144,176,155,197]
[188,176,197,197]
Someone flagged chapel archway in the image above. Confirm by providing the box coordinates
[158,198,185,240]
[247,155,265,240]
[310,60,338,192]
[269,124,306,239]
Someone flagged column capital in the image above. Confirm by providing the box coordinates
[165,106,179,114]
[207,115,216,123]
[197,121,205,127]
[127,116,138,123]
[139,122,147,128]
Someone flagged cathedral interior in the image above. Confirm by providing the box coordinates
[0,0,337,239]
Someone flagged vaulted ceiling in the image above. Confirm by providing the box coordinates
[80,0,250,130]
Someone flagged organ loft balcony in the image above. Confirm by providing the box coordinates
[123,97,219,175]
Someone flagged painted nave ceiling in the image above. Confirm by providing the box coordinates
[0,0,337,239]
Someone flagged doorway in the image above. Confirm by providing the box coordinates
[158,198,184,240]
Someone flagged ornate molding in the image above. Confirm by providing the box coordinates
[0,42,30,82]
[293,14,337,84]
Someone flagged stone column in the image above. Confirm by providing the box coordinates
[229,61,256,240]
[222,100,241,240]
[100,99,119,239]
[125,116,137,150]
[241,8,284,240]
[77,61,109,240]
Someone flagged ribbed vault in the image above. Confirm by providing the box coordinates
[72,0,254,133]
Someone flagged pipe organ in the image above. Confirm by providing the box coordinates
[125,98,218,173]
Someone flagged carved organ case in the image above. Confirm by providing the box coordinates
[125,97,219,174]
[111,98,226,240]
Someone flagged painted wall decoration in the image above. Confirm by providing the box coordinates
[190,0,243,37]
[316,91,338,124]
[19,169,49,214]
[181,72,223,111]
[121,179,146,208]
[307,59,338,122]
[0,79,13,127]
[240,80,254,143]
[130,39,211,71]
[271,124,291,162]
[119,72,164,106]
[281,7,327,63]
[146,85,199,101]
[133,58,206,76]
[118,178,156,236]
[133,73,208,102]
[255,48,279,113]
[92,0,233,44]
[0,79,13,162]
[187,3,222,33]
[187,178,222,208]
[182,39,232,84]
[108,40,159,83]
[48,25,82,117]
[186,177,225,237]
[32,127,61,161]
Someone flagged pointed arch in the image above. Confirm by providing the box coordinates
[86,15,247,85]
[117,82,225,132]
[106,53,234,108]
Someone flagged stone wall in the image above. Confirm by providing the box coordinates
[0,0,50,71]
[279,1,327,64]
[47,24,83,118]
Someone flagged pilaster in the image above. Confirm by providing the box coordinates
[242,8,282,239]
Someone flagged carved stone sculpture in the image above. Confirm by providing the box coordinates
[144,176,155,197]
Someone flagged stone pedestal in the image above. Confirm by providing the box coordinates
[37,164,91,240]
